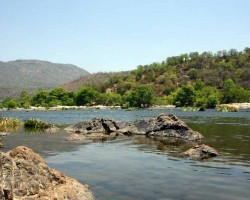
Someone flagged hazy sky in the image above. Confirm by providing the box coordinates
[1,0,250,73]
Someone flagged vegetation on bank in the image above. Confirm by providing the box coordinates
[0,48,250,110]
[0,117,55,133]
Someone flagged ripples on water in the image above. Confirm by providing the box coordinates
[1,109,250,199]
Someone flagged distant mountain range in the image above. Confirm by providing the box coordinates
[0,59,90,99]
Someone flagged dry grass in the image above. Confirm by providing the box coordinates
[0,117,22,132]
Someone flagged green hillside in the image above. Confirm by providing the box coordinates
[101,48,250,95]
[1,48,250,109]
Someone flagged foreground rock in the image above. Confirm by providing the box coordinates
[0,146,95,200]
[183,144,218,159]
[65,114,203,142]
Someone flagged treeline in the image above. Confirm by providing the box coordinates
[1,47,250,109]
[0,78,249,110]
[0,86,154,109]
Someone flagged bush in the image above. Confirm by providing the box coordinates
[24,118,53,129]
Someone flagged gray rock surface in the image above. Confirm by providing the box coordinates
[0,146,95,200]
[135,114,204,141]
[65,114,204,142]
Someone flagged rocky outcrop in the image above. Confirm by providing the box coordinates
[183,144,218,159]
[65,114,203,142]
[134,114,204,141]
[65,118,128,140]
[0,146,95,200]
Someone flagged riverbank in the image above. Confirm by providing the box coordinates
[0,103,249,111]
[0,104,176,111]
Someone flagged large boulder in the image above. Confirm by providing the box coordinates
[65,118,126,134]
[134,114,204,141]
[65,118,128,140]
[0,146,95,200]
[183,144,218,159]
[65,114,204,142]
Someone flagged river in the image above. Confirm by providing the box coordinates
[1,108,250,200]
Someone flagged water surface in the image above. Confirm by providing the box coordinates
[1,109,250,199]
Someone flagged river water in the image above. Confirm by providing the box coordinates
[1,109,250,200]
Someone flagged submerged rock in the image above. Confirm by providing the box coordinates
[0,146,95,200]
[44,126,59,134]
[183,144,218,159]
[65,114,204,142]
[65,133,87,142]
[0,142,3,148]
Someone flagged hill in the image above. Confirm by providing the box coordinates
[97,48,250,95]
[63,71,130,92]
[0,59,90,99]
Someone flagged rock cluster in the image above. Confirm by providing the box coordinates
[65,113,218,159]
[0,146,95,200]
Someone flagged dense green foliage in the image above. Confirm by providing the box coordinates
[1,48,249,109]
[31,88,75,107]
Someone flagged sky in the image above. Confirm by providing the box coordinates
[0,0,250,73]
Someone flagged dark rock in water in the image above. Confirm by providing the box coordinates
[134,114,204,141]
[65,118,128,140]
[0,146,95,200]
[65,118,121,134]
[0,132,10,137]
[183,144,218,159]
[65,114,204,142]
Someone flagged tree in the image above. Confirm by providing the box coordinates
[173,85,196,107]
[124,85,154,108]
[31,90,50,106]
[221,79,250,103]
[19,91,31,108]
[195,86,220,108]
[7,100,18,109]
[75,87,97,106]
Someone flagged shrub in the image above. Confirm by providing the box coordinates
[24,118,53,129]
